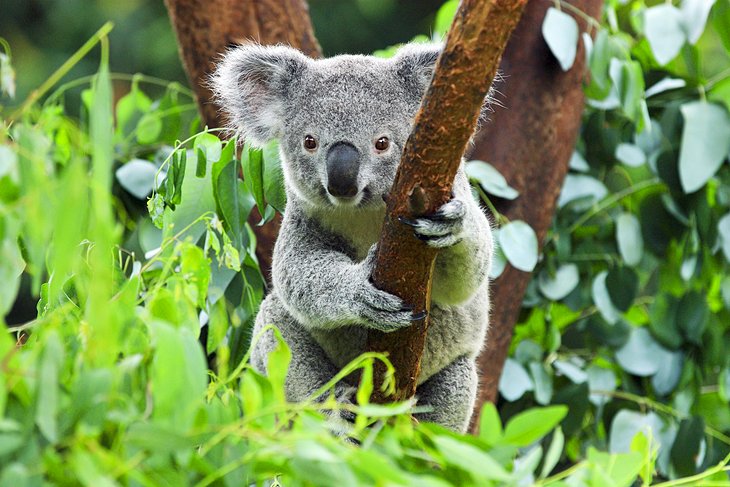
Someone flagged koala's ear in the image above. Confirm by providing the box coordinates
[211,44,310,146]
[393,43,443,98]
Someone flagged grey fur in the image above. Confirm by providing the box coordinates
[212,42,494,432]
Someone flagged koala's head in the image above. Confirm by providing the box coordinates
[211,43,441,209]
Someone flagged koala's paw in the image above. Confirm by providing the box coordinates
[357,280,426,333]
[353,246,425,333]
[399,197,466,248]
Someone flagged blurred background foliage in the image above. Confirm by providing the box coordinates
[3,0,730,484]
[1,0,445,105]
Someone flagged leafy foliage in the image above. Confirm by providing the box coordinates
[1,0,730,485]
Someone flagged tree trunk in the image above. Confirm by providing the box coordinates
[467,0,603,433]
[164,0,321,276]
[366,0,528,402]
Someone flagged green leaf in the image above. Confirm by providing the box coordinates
[499,358,533,401]
[558,174,608,210]
[267,328,292,403]
[263,139,287,212]
[540,427,564,479]
[433,0,458,38]
[592,271,621,324]
[465,160,518,200]
[615,327,675,376]
[615,143,646,167]
[677,291,708,344]
[499,220,538,272]
[538,264,579,300]
[651,350,683,395]
[503,406,568,446]
[194,132,222,163]
[670,416,705,476]
[616,213,643,266]
[115,159,157,199]
[678,101,730,193]
[542,7,579,71]
[478,402,503,446]
[0,216,23,317]
[148,321,207,432]
[35,330,64,443]
[587,365,616,406]
[718,212,730,262]
[529,361,554,405]
[585,30,612,100]
[681,0,716,44]
[644,5,686,65]
[432,435,511,482]
[617,60,645,123]
[243,144,266,212]
[605,265,638,312]
[195,147,207,178]
[136,112,162,145]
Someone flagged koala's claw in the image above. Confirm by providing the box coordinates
[398,198,466,248]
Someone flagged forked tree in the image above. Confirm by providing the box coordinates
[164,0,601,433]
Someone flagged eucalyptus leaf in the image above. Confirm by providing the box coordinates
[558,174,608,210]
[538,264,579,300]
[499,358,534,401]
[592,271,621,325]
[499,220,539,272]
[615,327,675,376]
[615,143,646,167]
[718,213,730,261]
[465,160,519,200]
[542,7,579,71]
[616,213,644,266]
[680,0,716,43]
[644,5,686,65]
[678,101,730,193]
[115,159,158,199]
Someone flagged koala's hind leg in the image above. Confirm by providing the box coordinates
[251,294,354,406]
[414,356,478,432]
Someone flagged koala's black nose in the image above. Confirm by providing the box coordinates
[326,142,360,198]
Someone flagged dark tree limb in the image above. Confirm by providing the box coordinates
[164,0,321,276]
[467,0,603,433]
[366,0,529,402]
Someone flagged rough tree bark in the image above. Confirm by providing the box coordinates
[366,0,528,402]
[164,0,321,276]
[467,0,603,432]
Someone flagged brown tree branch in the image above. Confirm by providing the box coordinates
[366,0,528,402]
[467,0,604,433]
[164,0,321,276]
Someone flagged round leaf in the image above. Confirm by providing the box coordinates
[465,160,519,200]
[615,143,646,167]
[499,358,533,401]
[115,159,158,199]
[592,271,621,324]
[558,174,608,210]
[616,213,644,266]
[499,220,539,272]
[615,327,675,376]
[136,113,163,145]
[678,101,730,193]
[680,0,716,44]
[605,265,638,312]
[538,264,579,300]
[718,213,730,262]
[644,5,686,65]
[651,351,683,395]
[587,365,616,406]
[542,7,579,71]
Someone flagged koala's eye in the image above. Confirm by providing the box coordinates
[304,135,318,151]
[375,136,390,152]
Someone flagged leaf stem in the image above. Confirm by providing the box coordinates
[8,22,114,122]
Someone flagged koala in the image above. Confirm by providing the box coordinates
[212,42,493,432]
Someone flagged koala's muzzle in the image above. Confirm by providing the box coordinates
[326,142,360,198]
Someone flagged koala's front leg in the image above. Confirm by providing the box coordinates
[415,355,478,432]
[399,171,493,306]
[273,212,422,332]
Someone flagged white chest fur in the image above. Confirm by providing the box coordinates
[309,205,386,261]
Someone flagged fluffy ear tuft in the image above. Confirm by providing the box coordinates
[210,44,310,147]
[393,43,443,99]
